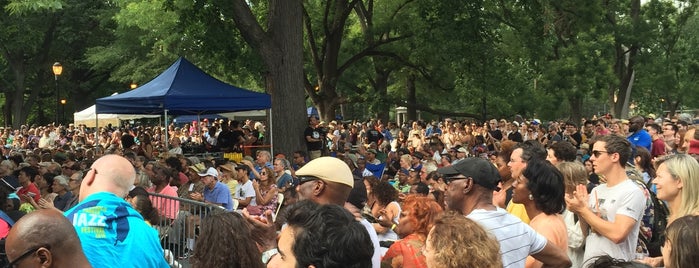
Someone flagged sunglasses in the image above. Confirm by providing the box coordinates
[443,176,470,185]
[8,245,50,267]
[591,150,609,158]
[298,176,321,185]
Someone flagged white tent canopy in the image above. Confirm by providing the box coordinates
[73,104,159,127]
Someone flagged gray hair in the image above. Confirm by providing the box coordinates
[54,175,70,189]
[275,158,291,170]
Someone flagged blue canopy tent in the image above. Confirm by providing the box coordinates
[96,57,272,151]
[173,114,226,126]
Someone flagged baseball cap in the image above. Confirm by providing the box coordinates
[189,163,206,174]
[367,149,378,155]
[296,157,353,188]
[457,147,468,154]
[437,158,501,190]
[198,167,219,178]
[412,152,424,160]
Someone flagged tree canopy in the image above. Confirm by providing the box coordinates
[1,0,698,149]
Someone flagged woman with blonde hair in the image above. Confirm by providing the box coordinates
[641,153,699,267]
[423,211,502,268]
[557,161,589,268]
[653,153,699,224]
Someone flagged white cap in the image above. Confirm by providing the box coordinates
[197,167,219,178]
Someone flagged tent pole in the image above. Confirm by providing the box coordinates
[164,109,169,152]
[268,109,273,157]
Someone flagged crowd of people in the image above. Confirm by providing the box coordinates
[0,111,697,268]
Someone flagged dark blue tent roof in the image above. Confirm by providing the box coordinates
[96,57,271,115]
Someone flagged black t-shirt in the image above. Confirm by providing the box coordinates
[305,126,323,150]
[508,131,523,143]
[231,130,244,145]
[217,130,235,149]
[566,132,583,148]
[366,129,383,144]
[490,129,503,141]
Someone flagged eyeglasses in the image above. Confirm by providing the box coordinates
[7,244,50,267]
[260,172,266,175]
[443,176,470,185]
[298,176,321,185]
[591,150,609,158]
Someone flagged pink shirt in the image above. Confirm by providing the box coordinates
[148,185,180,220]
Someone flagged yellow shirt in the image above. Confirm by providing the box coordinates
[506,201,530,224]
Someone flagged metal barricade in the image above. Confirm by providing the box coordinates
[148,192,227,259]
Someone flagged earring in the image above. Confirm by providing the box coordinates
[528,194,534,201]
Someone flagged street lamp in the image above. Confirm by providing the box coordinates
[130,82,138,89]
[60,99,66,125]
[52,62,63,124]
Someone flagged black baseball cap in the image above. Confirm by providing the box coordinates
[437,158,501,190]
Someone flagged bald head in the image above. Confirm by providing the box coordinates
[81,154,136,200]
[6,209,89,267]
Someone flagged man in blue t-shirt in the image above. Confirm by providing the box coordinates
[627,115,652,151]
[197,167,233,211]
[64,154,168,268]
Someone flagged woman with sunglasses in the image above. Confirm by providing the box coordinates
[249,166,279,216]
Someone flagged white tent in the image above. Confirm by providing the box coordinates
[73,104,159,127]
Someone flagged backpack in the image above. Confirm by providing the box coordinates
[626,168,668,257]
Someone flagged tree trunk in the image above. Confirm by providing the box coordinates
[374,69,391,123]
[611,0,640,119]
[406,73,417,120]
[568,95,583,126]
[231,0,306,156]
[8,61,27,128]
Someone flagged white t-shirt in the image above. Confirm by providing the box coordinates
[468,208,547,268]
[233,179,256,205]
[359,218,381,268]
[583,179,645,266]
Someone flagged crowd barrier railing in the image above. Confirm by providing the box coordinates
[147,192,227,259]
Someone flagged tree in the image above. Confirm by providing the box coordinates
[634,0,699,117]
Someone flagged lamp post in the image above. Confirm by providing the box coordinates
[60,99,66,125]
[52,62,63,124]
[130,82,138,89]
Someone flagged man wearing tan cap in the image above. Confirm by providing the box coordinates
[260,157,381,268]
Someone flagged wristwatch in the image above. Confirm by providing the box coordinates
[261,248,279,264]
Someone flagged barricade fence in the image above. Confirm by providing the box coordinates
[147,192,227,259]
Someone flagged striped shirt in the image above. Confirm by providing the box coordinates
[468,208,547,268]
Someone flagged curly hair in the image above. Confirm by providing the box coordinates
[400,195,443,238]
[372,180,398,206]
[190,212,263,268]
[522,159,566,214]
[427,211,501,268]
[259,166,275,189]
